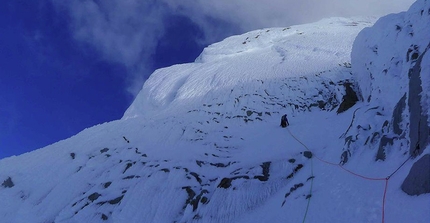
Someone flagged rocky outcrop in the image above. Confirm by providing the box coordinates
[337,83,359,114]
[401,154,430,195]
[408,43,430,157]
[350,0,430,162]
[1,177,14,188]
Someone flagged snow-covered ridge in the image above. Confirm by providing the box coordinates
[123,17,373,119]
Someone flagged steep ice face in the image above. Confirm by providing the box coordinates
[350,0,430,159]
[352,0,430,106]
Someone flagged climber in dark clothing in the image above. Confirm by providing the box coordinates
[280,114,289,128]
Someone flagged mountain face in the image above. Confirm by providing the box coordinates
[1,2,429,223]
[350,0,430,196]
[351,0,430,160]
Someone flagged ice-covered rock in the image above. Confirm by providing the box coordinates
[346,0,430,163]
[401,154,430,195]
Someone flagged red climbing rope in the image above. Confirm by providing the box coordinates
[338,165,386,181]
[312,150,387,223]
[285,127,409,223]
[314,156,339,166]
[382,179,389,223]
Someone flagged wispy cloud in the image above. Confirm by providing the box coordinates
[166,0,415,32]
[52,0,170,96]
[51,0,415,97]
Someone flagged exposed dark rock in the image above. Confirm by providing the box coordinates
[284,183,304,199]
[200,196,208,204]
[100,148,109,153]
[123,175,140,180]
[337,83,359,114]
[244,118,253,123]
[288,159,296,163]
[306,176,315,181]
[210,162,231,168]
[406,45,419,62]
[218,178,232,189]
[254,175,267,181]
[254,162,271,181]
[290,183,304,192]
[261,162,271,175]
[231,168,243,175]
[160,168,170,173]
[1,177,14,188]
[340,107,361,139]
[78,202,90,212]
[376,135,395,161]
[190,190,209,211]
[287,164,304,179]
[101,214,108,220]
[123,163,133,174]
[190,172,202,184]
[108,195,124,205]
[70,153,76,159]
[88,192,101,202]
[303,151,312,159]
[340,150,350,165]
[392,94,406,135]
[370,132,381,144]
[217,176,249,189]
[344,135,355,147]
[196,160,205,167]
[183,186,205,211]
[408,43,430,157]
[401,154,430,195]
[104,182,112,188]
[294,164,303,172]
[183,187,196,205]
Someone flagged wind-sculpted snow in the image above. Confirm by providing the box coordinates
[123,17,373,119]
[1,15,429,223]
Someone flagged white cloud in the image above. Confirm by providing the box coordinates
[51,0,415,97]
[166,0,415,31]
[67,1,165,66]
[52,0,169,96]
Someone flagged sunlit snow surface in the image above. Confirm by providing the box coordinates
[123,17,371,119]
[1,13,429,223]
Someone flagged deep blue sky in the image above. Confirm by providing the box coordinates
[0,1,228,159]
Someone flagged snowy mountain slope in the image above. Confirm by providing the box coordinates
[1,10,429,223]
[123,17,372,120]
